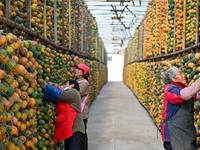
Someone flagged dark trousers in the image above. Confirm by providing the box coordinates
[163,142,172,150]
[65,132,82,150]
[81,119,88,150]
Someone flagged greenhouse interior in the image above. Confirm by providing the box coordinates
[1,0,200,149]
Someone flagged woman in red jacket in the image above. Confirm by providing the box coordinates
[162,67,200,150]
[43,79,85,150]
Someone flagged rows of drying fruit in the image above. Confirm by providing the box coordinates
[0,0,103,56]
[124,0,200,62]
[0,33,107,150]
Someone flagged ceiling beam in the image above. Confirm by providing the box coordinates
[97,23,140,26]
[112,38,131,40]
[110,9,146,13]
[97,18,142,20]
[95,14,144,17]
[85,0,147,54]
[96,21,140,24]
[86,0,150,2]
[88,8,147,12]
[97,22,140,26]
[94,14,145,17]
[97,20,141,23]
[87,4,148,6]
[107,0,130,1]
[111,16,124,19]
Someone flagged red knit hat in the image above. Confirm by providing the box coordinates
[74,64,89,76]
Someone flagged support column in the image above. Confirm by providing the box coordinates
[102,47,105,63]
[143,24,145,59]
[73,0,76,50]
[54,0,57,44]
[101,44,104,61]
[183,0,186,49]
[173,0,176,52]
[86,22,89,56]
[6,0,11,19]
[138,29,140,60]
[69,0,72,49]
[196,0,199,46]
[84,12,87,55]
[27,0,31,30]
[95,34,98,58]
[140,23,144,60]
[81,6,84,53]
[43,0,47,38]
[88,19,91,56]
[62,0,65,46]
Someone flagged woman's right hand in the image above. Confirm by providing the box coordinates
[43,81,48,89]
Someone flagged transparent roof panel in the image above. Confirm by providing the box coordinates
[85,0,148,54]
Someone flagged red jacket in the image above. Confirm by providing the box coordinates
[54,101,78,141]
[162,82,196,142]
[43,84,84,142]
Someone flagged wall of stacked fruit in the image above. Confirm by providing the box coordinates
[186,0,196,46]
[124,29,141,64]
[123,62,147,106]
[166,0,175,53]
[91,21,98,57]
[144,4,153,58]
[0,32,107,149]
[133,30,139,60]
[151,0,168,56]
[152,1,158,56]
[160,0,167,54]
[124,0,200,60]
[175,0,184,50]
[0,0,106,59]
[124,40,132,65]
[138,26,142,59]
[125,39,134,64]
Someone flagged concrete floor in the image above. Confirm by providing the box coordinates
[87,82,164,150]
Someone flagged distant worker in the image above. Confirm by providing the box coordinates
[74,63,91,150]
[162,67,200,150]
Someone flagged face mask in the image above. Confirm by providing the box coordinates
[64,87,70,90]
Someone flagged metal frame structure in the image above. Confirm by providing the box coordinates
[86,0,147,54]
